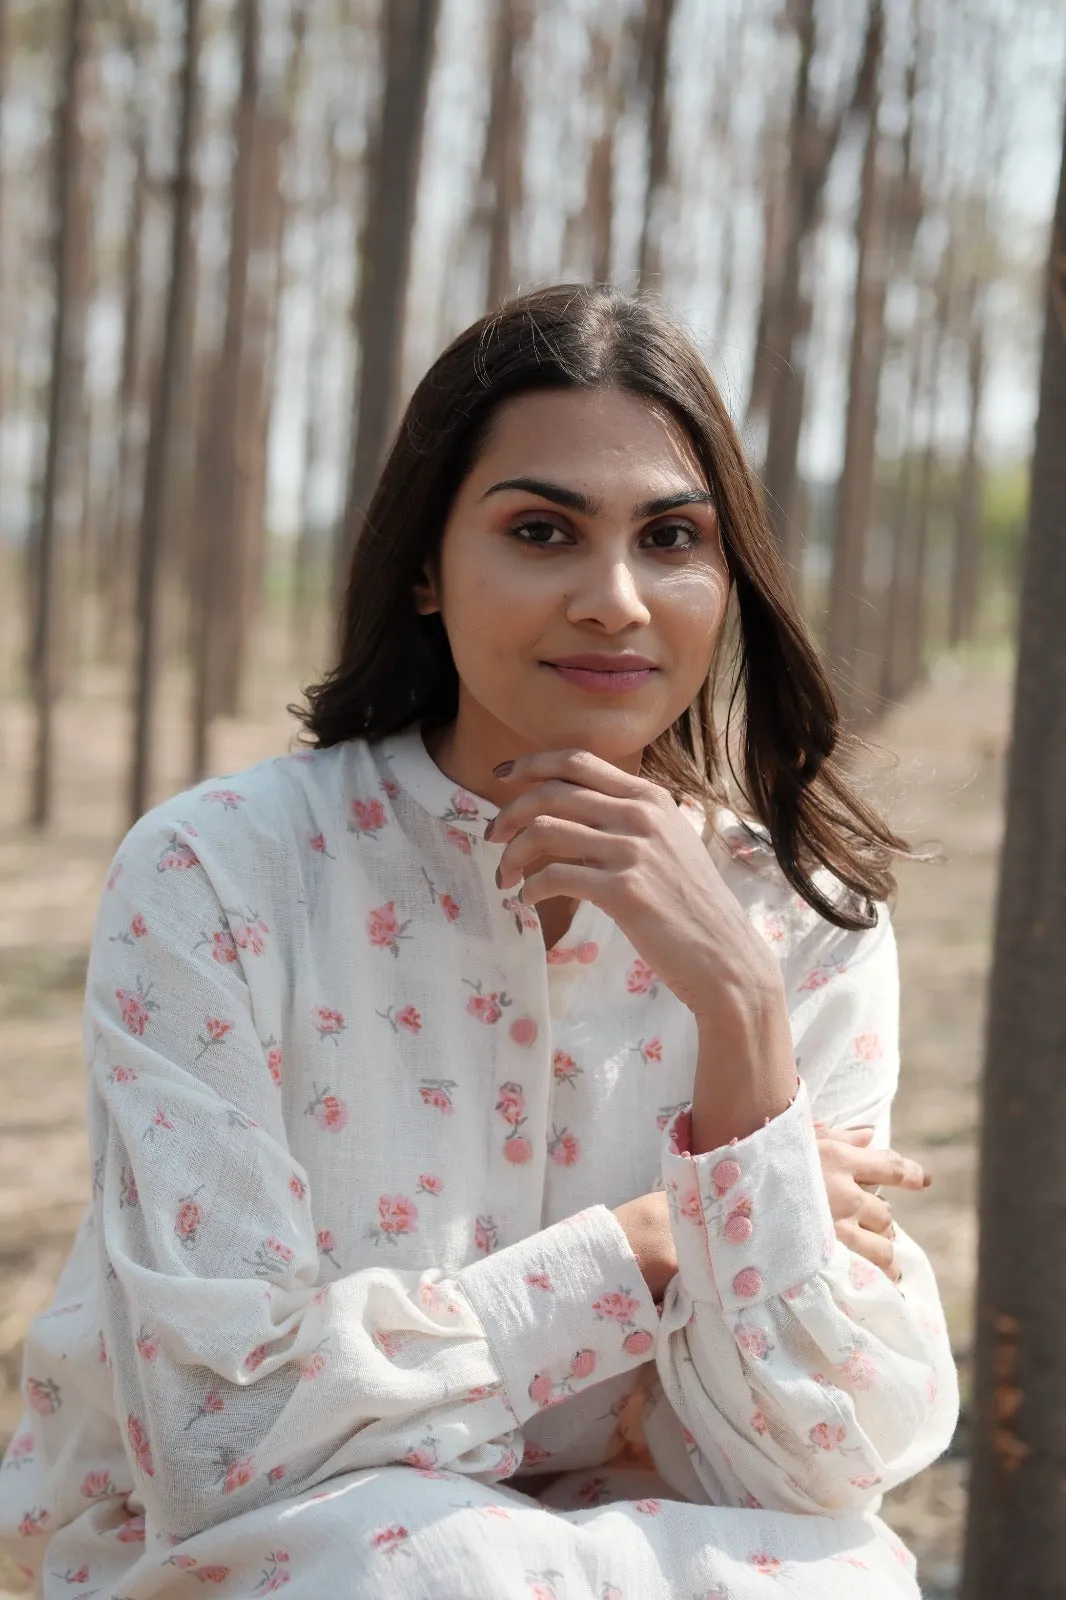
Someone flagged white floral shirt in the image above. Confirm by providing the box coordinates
[0,726,958,1599]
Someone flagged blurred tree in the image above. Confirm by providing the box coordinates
[961,88,1066,1598]
[128,0,202,825]
[335,0,439,607]
[826,0,886,719]
[28,0,88,828]
[636,0,676,292]
[190,0,258,780]
[755,0,879,571]
[481,0,528,310]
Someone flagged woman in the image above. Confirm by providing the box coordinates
[0,285,957,1598]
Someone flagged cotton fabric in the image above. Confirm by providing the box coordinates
[0,726,958,1598]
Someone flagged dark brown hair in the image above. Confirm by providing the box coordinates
[296,283,911,931]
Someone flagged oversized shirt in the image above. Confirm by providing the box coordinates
[0,726,958,1599]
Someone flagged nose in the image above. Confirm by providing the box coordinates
[564,549,652,632]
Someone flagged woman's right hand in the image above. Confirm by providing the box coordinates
[612,1191,677,1302]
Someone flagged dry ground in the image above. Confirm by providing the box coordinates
[0,646,1011,1596]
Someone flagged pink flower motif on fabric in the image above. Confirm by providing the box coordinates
[444,825,472,854]
[625,957,658,996]
[367,902,410,956]
[200,789,245,810]
[503,895,541,935]
[839,1348,877,1389]
[419,1077,457,1113]
[25,1378,62,1416]
[853,1030,883,1060]
[524,1271,553,1291]
[367,1193,419,1246]
[797,960,847,992]
[633,1036,662,1064]
[127,1413,155,1477]
[195,1016,233,1059]
[306,1083,350,1131]
[749,1552,783,1574]
[443,789,480,822]
[466,979,512,1023]
[116,978,158,1037]
[369,1524,411,1556]
[417,1173,443,1195]
[474,1214,500,1255]
[174,1191,206,1248]
[349,797,388,836]
[252,1550,292,1592]
[553,1049,583,1088]
[547,1125,580,1166]
[736,1324,773,1361]
[308,831,334,858]
[809,1421,847,1451]
[316,1229,340,1267]
[156,836,199,872]
[378,1003,422,1034]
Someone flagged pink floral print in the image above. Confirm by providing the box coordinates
[496,1080,532,1164]
[115,978,158,1036]
[466,979,512,1022]
[378,1003,422,1034]
[625,957,658,996]
[418,1076,457,1113]
[367,1193,419,1246]
[474,1214,500,1254]
[592,1288,655,1357]
[195,1016,233,1059]
[547,1125,580,1166]
[367,901,410,956]
[311,1005,346,1042]
[200,789,245,810]
[442,789,480,822]
[349,797,388,836]
[502,895,541,934]
[306,1084,350,1131]
[552,1049,583,1088]
[156,834,199,872]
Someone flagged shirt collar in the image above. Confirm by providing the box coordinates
[374,724,496,839]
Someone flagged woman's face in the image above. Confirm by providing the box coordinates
[417,385,731,775]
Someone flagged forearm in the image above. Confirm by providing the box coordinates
[689,966,799,1151]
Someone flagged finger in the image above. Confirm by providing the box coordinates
[857,1193,894,1235]
[518,861,607,908]
[836,1219,900,1281]
[493,748,655,803]
[850,1145,927,1192]
[486,780,644,845]
[496,817,623,891]
[817,1125,875,1148]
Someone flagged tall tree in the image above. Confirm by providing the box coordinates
[28,0,88,829]
[961,95,1066,1598]
[190,0,259,781]
[128,0,202,825]
[753,0,879,570]
[826,0,886,718]
[636,0,675,292]
[335,0,439,603]
[481,0,527,310]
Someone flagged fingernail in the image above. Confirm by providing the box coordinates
[494,865,503,890]
[922,1173,933,1188]
[483,817,495,841]
[493,760,515,778]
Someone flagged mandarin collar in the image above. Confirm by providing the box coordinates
[374,724,497,839]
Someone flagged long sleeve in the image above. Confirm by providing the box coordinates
[647,900,959,1515]
[86,811,660,1541]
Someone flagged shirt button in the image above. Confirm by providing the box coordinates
[724,1212,754,1245]
[732,1267,763,1300]
[711,1158,742,1195]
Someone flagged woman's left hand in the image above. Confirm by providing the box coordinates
[486,748,780,1020]
[815,1121,930,1281]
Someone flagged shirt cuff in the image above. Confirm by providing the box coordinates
[457,1204,661,1425]
[661,1079,834,1312]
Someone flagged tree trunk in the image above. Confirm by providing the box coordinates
[28,0,88,829]
[128,0,202,825]
[826,1,885,721]
[586,25,616,284]
[636,0,675,293]
[758,0,878,570]
[104,108,148,656]
[189,0,258,781]
[961,99,1066,1598]
[948,271,987,647]
[479,0,528,310]
[335,0,439,607]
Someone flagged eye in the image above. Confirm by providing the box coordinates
[509,517,573,547]
[640,521,700,551]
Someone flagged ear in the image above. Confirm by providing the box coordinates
[413,564,441,616]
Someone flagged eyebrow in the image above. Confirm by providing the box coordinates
[480,477,715,520]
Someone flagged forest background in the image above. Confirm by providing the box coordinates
[1,2,1065,1596]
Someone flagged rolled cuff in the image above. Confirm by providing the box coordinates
[661,1079,834,1312]
[457,1204,661,1425]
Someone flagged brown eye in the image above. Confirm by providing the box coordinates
[641,522,699,550]
[510,518,571,546]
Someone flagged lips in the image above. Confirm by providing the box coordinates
[542,655,659,695]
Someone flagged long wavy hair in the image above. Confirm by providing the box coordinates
[295,283,912,931]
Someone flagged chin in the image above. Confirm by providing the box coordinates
[516,704,675,765]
